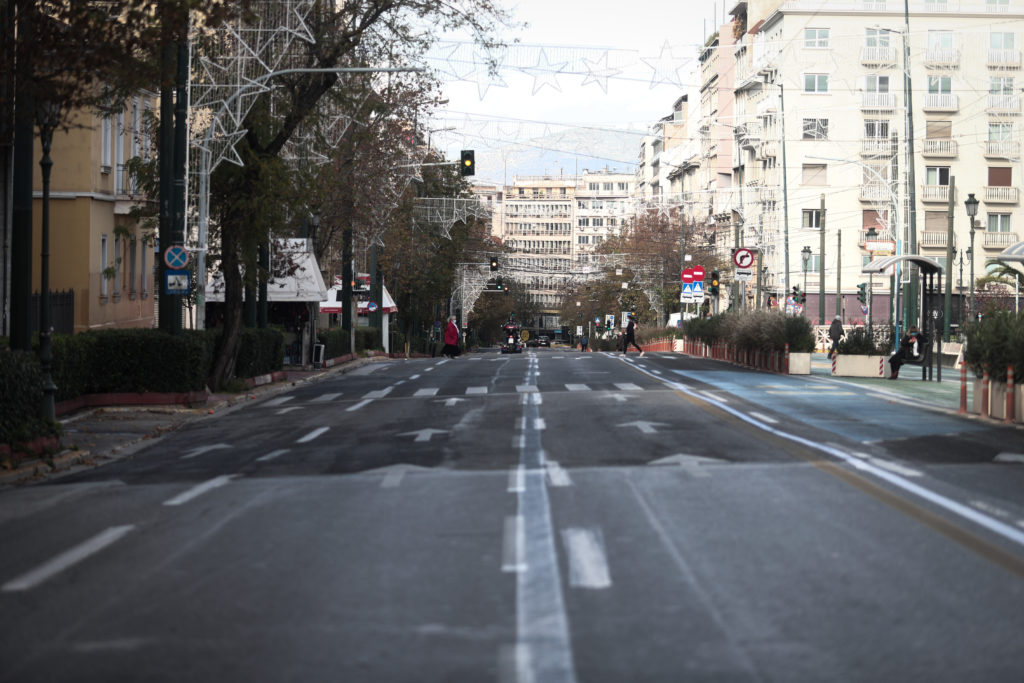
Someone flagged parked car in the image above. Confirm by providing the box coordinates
[537,335,550,347]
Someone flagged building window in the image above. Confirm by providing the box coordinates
[578,217,589,227]
[100,235,109,298]
[802,209,822,229]
[101,116,112,171]
[588,182,599,191]
[592,218,604,227]
[129,237,137,297]
[989,122,1013,141]
[928,75,952,94]
[989,166,1012,187]
[602,182,612,191]
[863,209,888,233]
[803,254,822,274]
[987,0,1010,11]
[991,31,1015,50]
[804,28,829,48]
[925,210,947,233]
[928,30,954,50]
[802,118,828,139]
[990,76,1014,94]
[802,164,827,186]
[865,28,891,48]
[865,119,890,139]
[988,213,1011,232]
[865,74,890,93]
[141,242,149,297]
[804,74,829,93]
[926,166,951,185]
[926,120,952,140]
[617,182,627,191]
[130,98,140,158]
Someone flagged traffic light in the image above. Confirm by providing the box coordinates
[857,282,867,304]
[709,270,720,296]
[800,291,807,304]
[495,277,504,291]
[460,150,475,176]
[489,257,499,271]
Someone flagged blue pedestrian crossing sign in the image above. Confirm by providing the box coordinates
[165,269,190,295]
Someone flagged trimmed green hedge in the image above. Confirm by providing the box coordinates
[321,327,383,358]
[682,311,815,353]
[0,350,60,449]
[234,328,284,378]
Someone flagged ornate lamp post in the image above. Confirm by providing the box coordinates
[36,98,61,421]
[801,245,812,314]
[964,193,979,321]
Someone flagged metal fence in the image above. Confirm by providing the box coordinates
[30,289,75,335]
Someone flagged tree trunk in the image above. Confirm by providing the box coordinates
[208,223,243,391]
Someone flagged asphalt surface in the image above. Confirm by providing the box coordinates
[2,349,1023,682]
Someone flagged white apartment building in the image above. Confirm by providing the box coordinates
[687,0,1024,326]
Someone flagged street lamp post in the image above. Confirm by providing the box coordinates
[865,227,878,332]
[953,247,971,332]
[801,245,812,315]
[964,193,979,321]
[36,99,61,422]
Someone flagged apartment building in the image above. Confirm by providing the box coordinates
[636,96,690,200]
[687,0,1024,324]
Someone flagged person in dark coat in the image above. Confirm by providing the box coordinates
[888,325,925,379]
[827,316,844,359]
[622,315,644,357]
[442,315,460,358]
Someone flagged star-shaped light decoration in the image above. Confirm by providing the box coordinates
[472,49,508,100]
[432,42,474,81]
[641,41,685,89]
[580,51,621,94]
[521,48,567,95]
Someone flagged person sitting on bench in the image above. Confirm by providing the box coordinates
[888,325,925,379]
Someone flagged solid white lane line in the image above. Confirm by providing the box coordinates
[346,400,373,412]
[309,392,342,403]
[296,426,330,443]
[256,449,289,462]
[181,444,231,460]
[498,644,533,683]
[749,412,779,424]
[508,465,525,493]
[562,528,612,589]
[264,396,294,407]
[466,386,488,395]
[502,515,527,573]
[564,384,590,392]
[545,461,572,487]
[414,388,439,397]
[2,525,135,592]
[613,383,642,391]
[163,475,236,506]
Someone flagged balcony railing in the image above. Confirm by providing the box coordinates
[861,138,893,157]
[860,182,893,202]
[984,231,1018,248]
[987,94,1021,113]
[921,184,951,202]
[861,92,897,110]
[987,48,1021,68]
[984,185,1019,203]
[985,140,1021,158]
[924,48,960,68]
[921,231,948,248]
[922,94,959,111]
[922,139,958,156]
[861,45,898,66]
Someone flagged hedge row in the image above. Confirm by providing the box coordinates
[321,327,384,359]
[0,350,60,448]
[682,311,816,353]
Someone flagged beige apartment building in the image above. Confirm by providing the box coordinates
[687,0,1023,325]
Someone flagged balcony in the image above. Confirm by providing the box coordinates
[922,94,959,111]
[985,140,1021,158]
[924,48,960,68]
[759,186,779,202]
[920,231,948,248]
[984,185,1019,203]
[984,231,1019,248]
[861,92,897,111]
[860,182,893,202]
[921,184,951,202]
[860,138,893,157]
[860,45,897,67]
[758,140,778,159]
[987,94,1021,114]
[921,139,958,157]
[988,48,1021,68]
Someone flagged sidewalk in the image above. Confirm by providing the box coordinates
[809,352,971,413]
[0,358,379,487]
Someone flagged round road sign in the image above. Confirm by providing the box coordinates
[164,245,189,270]
[681,268,694,282]
[733,248,755,269]
[692,266,706,281]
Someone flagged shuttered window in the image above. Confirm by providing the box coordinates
[989,167,1012,186]
[925,211,947,231]
[926,120,952,139]
[802,164,827,185]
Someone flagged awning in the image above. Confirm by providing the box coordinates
[862,254,944,275]
[205,238,328,303]
[995,240,1024,263]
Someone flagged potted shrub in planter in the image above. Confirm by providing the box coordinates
[833,326,892,378]
[782,315,815,374]
[964,311,1024,420]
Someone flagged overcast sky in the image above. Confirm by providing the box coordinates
[427,0,727,181]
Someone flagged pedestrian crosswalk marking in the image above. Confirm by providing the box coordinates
[264,396,294,407]
[309,392,342,403]
[414,388,439,397]
[466,386,488,395]
[565,384,590,392]
[613,383,642,391]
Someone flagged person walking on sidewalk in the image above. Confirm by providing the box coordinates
[827,316,844,360]
[623,315,644,357]
[442,315,461,358]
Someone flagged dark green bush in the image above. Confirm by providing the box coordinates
[683,312,813,353]
[234,328,284,378]
[836,326,886,355]
[0,350,60,448]
[964,311,1024,382]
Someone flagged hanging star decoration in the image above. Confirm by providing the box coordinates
[641,41,685,89]
[580,51,621,94]
[472,49,508,100]
[520,48,568,94]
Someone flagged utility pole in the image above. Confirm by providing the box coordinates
[903,0,919,328]
[779,80,791,304]
[836,229,842,320]
[819,193,826,324]
[944,176,955,339]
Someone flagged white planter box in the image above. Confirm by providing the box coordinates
[972,378,1023,421]
[788,352,811,375]
[833,354,889,378]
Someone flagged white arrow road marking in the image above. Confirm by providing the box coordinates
[399,428,448,443]
[2,525,135,592]
[296,426,330,443]
[545,461,572,487]
[256,449,289,462]
[414,388,439,398]
[617,421,667,434]
[562,528,611,589]
[163,475,236,506]
[181,443,231,460]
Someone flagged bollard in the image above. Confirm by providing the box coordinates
[982,365,990,418]
[784,342,790,374]
[959,362,968,415]
[1006,364,1015,424]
